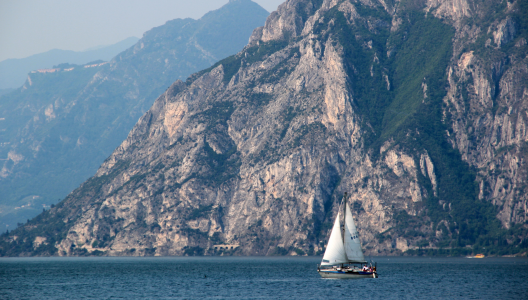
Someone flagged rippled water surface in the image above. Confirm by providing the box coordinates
[1,256,527,299]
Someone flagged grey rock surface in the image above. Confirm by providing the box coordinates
[2,0,526,257]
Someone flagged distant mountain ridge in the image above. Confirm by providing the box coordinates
[2,0,526,258]
[1,0,526,258]
[0,0,269,231]
[0,37,139,90]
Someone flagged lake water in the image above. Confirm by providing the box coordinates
[1,256,527,299]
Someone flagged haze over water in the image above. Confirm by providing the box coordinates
[1,256,526,299]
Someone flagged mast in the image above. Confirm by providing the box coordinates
[342,193,347,268]
[341,192,347,244]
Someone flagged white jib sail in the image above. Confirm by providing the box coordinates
[321,212,348,266]
[344,203,366,263]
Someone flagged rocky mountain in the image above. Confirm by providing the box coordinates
[0,0,269,231]
[0,37,139,90]
[1,0,526,257]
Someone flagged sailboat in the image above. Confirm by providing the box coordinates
[317,193,378,279]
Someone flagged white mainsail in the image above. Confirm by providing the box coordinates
[344,203,366,263]
[321,212,348,266]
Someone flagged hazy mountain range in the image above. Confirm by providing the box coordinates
[0,0,269,231]
[0,37,139,91]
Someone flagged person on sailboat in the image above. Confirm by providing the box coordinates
[362,265,368,272]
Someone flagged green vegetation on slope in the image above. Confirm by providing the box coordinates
[321,2,526,255]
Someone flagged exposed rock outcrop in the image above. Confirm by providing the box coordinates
[2,0,526,257]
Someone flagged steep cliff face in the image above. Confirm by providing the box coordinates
[443,1,528,228]
[2,0,526,257]
[0,0,269,231]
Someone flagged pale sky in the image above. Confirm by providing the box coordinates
[0,0,284,62]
